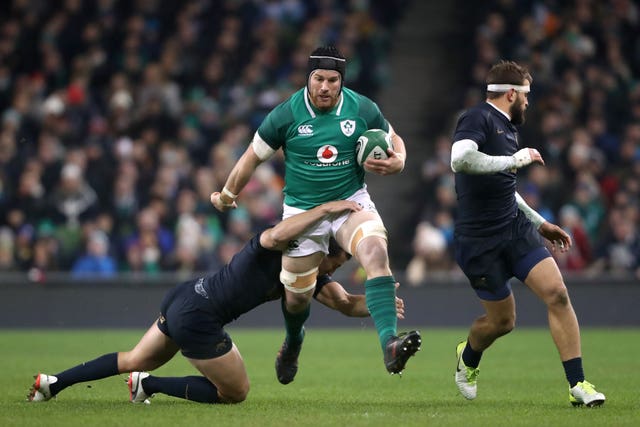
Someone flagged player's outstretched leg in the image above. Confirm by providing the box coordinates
[275,327,305,384]
[569,381,605,407]
[383,330,421,374]
[455,341,480,400]
[27,374,57,402]
[127,372,152,404]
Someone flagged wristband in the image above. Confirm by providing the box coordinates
[222,187,238,200]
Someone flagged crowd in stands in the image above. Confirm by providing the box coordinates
[0,0,407,278]
[1,0,637,284]
[408,0,640,285]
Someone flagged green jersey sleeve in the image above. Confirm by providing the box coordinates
[256,101,295,150]
[358,96,389,132]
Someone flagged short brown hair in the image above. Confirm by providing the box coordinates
[486,60,532,99]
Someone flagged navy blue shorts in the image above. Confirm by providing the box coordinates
[157,280,233,359]
[454,212,551,301]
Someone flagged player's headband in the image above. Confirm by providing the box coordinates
[487,83,530,93]
[307,55,346,79]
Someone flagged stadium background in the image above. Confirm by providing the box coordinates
[0,0,637,327]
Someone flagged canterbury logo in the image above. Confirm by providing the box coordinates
[194,278,209,299]
[298,125,313,135]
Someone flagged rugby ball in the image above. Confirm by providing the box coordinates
[356,129,393,166]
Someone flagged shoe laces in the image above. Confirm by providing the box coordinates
[465,366,479,383]
[577,381,597,394]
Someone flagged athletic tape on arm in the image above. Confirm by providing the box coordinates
[252,133,276,161]
[280,267,319,294]
[450,139,516,173]
[348,220,388,255]
[515,191,546,229]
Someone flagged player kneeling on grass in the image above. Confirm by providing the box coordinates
[27,200,407,405]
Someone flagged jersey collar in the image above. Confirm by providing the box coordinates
[304,87,344,118]
[485,100,511,121]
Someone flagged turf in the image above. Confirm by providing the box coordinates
[1,328,638,426]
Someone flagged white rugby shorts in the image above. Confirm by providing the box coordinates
[282,187,379,257]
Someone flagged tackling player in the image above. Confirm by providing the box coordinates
[28,200,406,405]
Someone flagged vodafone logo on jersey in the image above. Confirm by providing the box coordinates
[317,145,338,163]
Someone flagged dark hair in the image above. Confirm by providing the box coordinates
[486,60,532,99]
[328,237,351,260]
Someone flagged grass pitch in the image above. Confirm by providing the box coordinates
[1,328,638,426]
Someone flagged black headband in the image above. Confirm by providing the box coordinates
[307,55,346,78]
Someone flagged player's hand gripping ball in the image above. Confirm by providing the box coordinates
[355,129,393,167]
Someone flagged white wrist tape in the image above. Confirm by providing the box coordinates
[512,148,532,168]
[222,187,238,200]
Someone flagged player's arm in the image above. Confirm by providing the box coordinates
[210,144,264,211]
[515,191,546,229]
[450,139,544,174]
[363,124,406,175]
[260,201,362,251]
[515,191,571,252]
[316,281,405,319]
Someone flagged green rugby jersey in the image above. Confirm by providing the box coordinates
[257,87,389,209]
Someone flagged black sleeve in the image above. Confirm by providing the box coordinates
[313,274,333,299]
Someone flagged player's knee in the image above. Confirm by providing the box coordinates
[348,220,387,256]
[356,243,390,277]
[219,382,250,404]
[280,267,318,294]
[285,293,311,313]
[543,283,570,308]
[490,314,516,337]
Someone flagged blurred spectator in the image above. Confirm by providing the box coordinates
[71,229,116,277]
[123,206,174,270]
[48,162,99,226]
[0,226,15,270]
[405,221,451,286]
[589,208,640,278]
[555,205,592,271]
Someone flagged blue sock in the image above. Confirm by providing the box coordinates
[462,342,483,368]
[562,357,584,387]
[281,297,309,346]
[364,276,397,351]
[143,375,219,403]
[51,352,119,396]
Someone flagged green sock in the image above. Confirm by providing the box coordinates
[281,297,309,345]
[365,276,397,351]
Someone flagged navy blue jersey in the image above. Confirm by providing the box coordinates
[198,232,332,325]
[452,102,520,236]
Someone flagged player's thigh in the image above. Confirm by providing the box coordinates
[523,257,568,304]
[120,321,179,372]
[335,210,386,253]
[282,252,325,273]
[188,343,249,403]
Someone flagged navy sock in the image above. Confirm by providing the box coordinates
[462,342,483,369]
[51,352,119,396]
[143,375,219,403]
[281,297,309,346]
[562,357,584,387]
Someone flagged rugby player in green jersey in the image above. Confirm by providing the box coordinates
[211,46,420,382]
